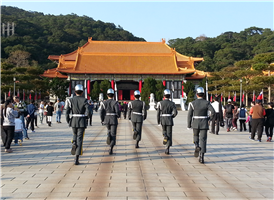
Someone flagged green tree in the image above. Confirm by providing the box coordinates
[90,81,100,101]
[141,77,157,105]
[183,81,195,105]
[155,80,165,102]
[48,77,69,100]
[99,79,111,99]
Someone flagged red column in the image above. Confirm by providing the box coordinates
[139,80,142,92]
[163,80,166,87]
[87,80,90,100]
[111,80,115,90]
[182,81,184,97]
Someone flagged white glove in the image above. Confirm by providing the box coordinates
[187,128,192,130]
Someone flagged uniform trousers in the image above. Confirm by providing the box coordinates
[193,129,207,153]
[211,113,220,134]
[72,127,85,155]
[162,125,173,146]
[251,118,264,140]
[106,125,117,146]
[131,122,143,141]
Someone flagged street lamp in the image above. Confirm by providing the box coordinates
[13,77,16,97]
[240,79,242,107]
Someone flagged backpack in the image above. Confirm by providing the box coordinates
[226,104,232,114]
[239,109,246,118]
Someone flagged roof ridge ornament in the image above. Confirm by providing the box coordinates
[161,38,166,43]
[88,37,92,43]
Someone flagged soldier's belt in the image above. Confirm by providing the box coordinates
[193,116,208,119]
[106,113,116,115]
[133,112,143,115]
[161,114,173,116]
[71,114,86,117]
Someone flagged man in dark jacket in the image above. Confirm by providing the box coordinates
[26,100,36,133]
[100,89,120,155]
[65,84,91,165]
[156,89,178,155]
[187,87,215,164]
[128,90,147,148]
[265,102,274,142]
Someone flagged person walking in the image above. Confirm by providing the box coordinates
[2,99,19,153]
[38,101,45,124]
[156,89,178,155]
[26,100,36,133]
[14,114,23,146]
[224,99,235,132]
[13,96,29,139]
[249,99,266,142]
[265,102,274,142]
[211,96,223,135]
[54,99,62,123]
[128,90,147,148]
[46,102,54,127]
[99,88,120,155]
[87,100,94,126]
[65,84,91,165]
[123,101,128,119]
[238,104,248,132]
[187,87,215,164]
[232,102,239,131]
[248,101,255,134]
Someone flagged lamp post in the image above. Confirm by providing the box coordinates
[13,77,16,97]
[240,79,242,107]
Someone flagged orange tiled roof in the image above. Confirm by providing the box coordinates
[41,68,68,78]
[185,70,208,80]
[46,38,204,75]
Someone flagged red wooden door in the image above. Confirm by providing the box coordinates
[130,90,135,100]
[118,90,123,100]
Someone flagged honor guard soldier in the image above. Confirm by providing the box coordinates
[65,84,91,165]
[187,87,215,164]
[128,90,147,148]
[99,89,120,155]
[156,89,178,154]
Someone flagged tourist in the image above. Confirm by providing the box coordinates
[156,89,178,155]
[238,104,248,132]
[187,87,215,163]
[38,101,45,124]
[224,99,235,132]
[26,100,36,133]
[65,84,91,165]
[99,88,119,155]
[87,100,94,126]
[211,96,223,135]
[13,96,28,139]
[249,99,266,142]
[123,101,128,119]
[232,102,239,131]
[128,90,147,148]
[248,101,255,134]
[46,102,54,127]
[54,99,62,123]
[2,99,19,153]
[265,102,274,142]
[14,114,23,146]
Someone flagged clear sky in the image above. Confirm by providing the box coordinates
[1,0,273,42]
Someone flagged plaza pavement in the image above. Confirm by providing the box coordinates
[1,111,273,200]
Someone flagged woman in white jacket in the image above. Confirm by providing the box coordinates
[2,99,19,153]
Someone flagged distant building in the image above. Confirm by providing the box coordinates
[42,38,208,106]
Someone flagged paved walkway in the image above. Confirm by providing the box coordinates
[1,111,273,200]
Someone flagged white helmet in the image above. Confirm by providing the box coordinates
[107,88,114,95]
[134,90,141,96]
[196,87,205,94]
[164,89,171,96]
[75,84,84,92]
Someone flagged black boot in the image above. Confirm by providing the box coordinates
[199,153,204,164]
[74,155,80,165]
[165,146,170,155]
[194,146,201,158]
[135,141,139,148]
[109,145,114,155]
[71,141,77,155]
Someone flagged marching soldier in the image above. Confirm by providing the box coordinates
[65,84,91,165]
[128,90,147,148]
[156,89,178,155]
[100,88,120,155]
[187,87,215,164]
